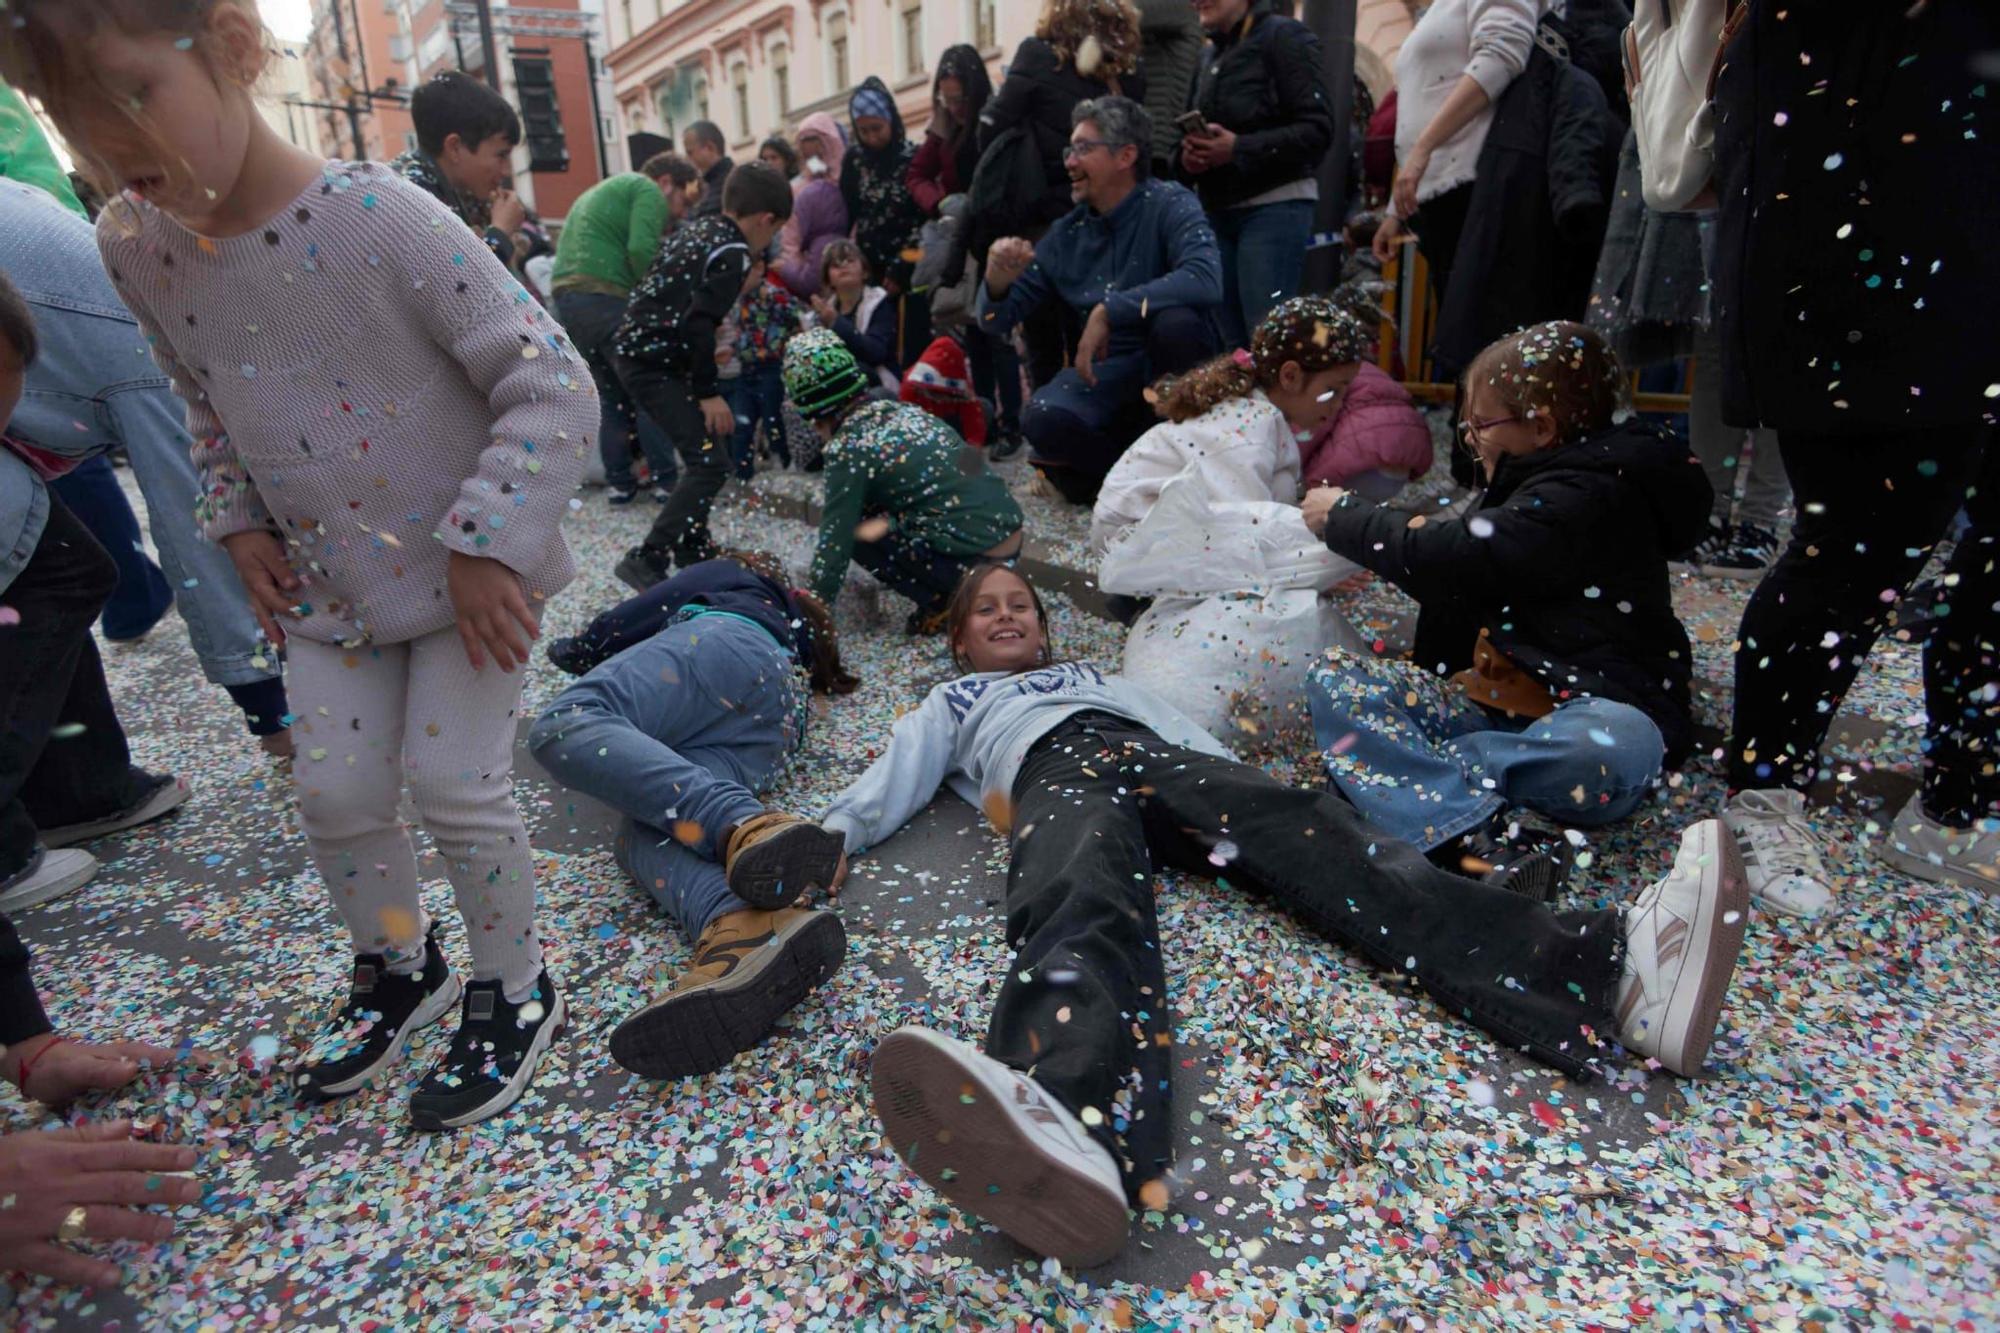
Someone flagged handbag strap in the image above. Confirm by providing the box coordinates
[1705,0,1750,100]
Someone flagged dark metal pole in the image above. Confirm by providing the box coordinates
[584,34,609,177]
[1302,0,1357,293]
[475,0,502,90]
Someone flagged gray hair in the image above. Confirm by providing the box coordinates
[1071,95,1152,175]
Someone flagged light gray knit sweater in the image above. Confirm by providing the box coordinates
[97,160,598,647]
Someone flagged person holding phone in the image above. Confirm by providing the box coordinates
[1176,0,1336,350]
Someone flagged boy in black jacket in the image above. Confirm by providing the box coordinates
[1300,322,1711,891]
[613,165,792,590]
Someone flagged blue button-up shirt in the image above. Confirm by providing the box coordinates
[976,177,1223,357]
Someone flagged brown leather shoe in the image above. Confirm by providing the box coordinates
[721,812,847,910]
[609,906,847,1079]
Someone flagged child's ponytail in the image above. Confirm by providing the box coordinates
[1150,294,1374,425]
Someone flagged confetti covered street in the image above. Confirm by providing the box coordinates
[2,453,1995,1330]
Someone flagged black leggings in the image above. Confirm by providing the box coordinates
[1729,424,1999,823]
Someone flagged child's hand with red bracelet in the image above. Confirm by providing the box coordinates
[0,1034,189,1110]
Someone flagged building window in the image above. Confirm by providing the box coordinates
[732,63,752,143]
[827,11,850,93]
[619,0,632,42]
[771,43,790,117]
[972,0,996,51]
[901,0,924,79]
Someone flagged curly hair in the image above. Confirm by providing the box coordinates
[1153,295,1375,425]
[1035,0,1142,81]
[1461,320,1626,444]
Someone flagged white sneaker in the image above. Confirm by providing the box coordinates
[1879,794,2000,894]
[870,1025,1129,1268]
[1615,819,1750,1077]
[0,847,98,913]
[1722,788,1834,918]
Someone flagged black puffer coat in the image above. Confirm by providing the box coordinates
[978,36,1148,232]
[1320,419,1713,764]
[840,77,926,284]
[1432,18,1620,372]
[1710,0,2000,433]
[1176,0,1334,211]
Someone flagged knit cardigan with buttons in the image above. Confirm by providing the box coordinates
[97,161,597,648]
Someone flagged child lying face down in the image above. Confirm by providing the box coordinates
[528,552,857,1079]
[805,563,1752,1271]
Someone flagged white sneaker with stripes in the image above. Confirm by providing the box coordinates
[1616,819,1750,1077]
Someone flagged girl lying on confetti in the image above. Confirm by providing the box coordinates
[4,0,597,1130]
[528,553,857,1079]
[816,563,1749,1268]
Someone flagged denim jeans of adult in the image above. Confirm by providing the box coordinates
[1211,197,1316,351]
[852,526,1007,618]
[617,360,729,567]
[1306,653,1667,852]
[1021,306,1221,504]
[553,290,679,492]
[50,453,172,641]
[726,365,788,479]
[987,712,1622,1199]
[6,229,283,709]
[527,613,802,940]
[0,496,153,883]
[963,325,1023,436]
[1731,425,2000,822]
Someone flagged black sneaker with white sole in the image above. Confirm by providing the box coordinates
[1431,817,1576,903]
[295,931,461,1102]
[408,972,566,1131]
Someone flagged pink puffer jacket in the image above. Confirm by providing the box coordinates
[1298,362,1434,491]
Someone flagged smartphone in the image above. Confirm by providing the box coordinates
[1176,110,1209,136]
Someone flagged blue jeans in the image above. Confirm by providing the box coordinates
[1306,652,1665,851]
[553,290,679,491]
[527,612,803,940]
[2,187,283,703]
[726,364,788,479]
[50,454,173,641]
[1211,198,1316,351]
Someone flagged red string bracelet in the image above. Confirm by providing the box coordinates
[15,1035,65,1100]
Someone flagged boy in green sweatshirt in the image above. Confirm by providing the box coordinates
[782,329,1026,634]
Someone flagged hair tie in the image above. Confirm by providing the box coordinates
[1232,348,1255,369]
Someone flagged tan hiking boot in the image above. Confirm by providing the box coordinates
[722,812,848,910]
[609,906,847,1079]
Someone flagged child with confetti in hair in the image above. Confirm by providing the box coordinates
[1090,294,1426,559]
[825,562,1750,1269]
[782,328,1024,635]
[2,0,596,1128]
[1299,322,1730,902]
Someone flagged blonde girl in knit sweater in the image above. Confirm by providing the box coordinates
[2,0,596,1129]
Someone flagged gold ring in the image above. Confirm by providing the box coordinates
[56,1205,88,1243]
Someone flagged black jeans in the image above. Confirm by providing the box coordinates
[1020,306,1221,505]
[0,495,149,882]
[988,713,1622,1199]
[615,360,730,568]
[553,291,679,493]
[852,527,1010,619]
[963,325,1023,437]
[1731,424,2000,822]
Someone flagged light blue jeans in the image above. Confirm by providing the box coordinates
[3,188,278,691]
[1211,197,1317,351]
[1306,651,1665,851]
[527,612,804,940]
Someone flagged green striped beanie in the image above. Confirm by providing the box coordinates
[782,328,870,422]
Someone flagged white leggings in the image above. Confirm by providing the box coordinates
[288,629,543,993]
